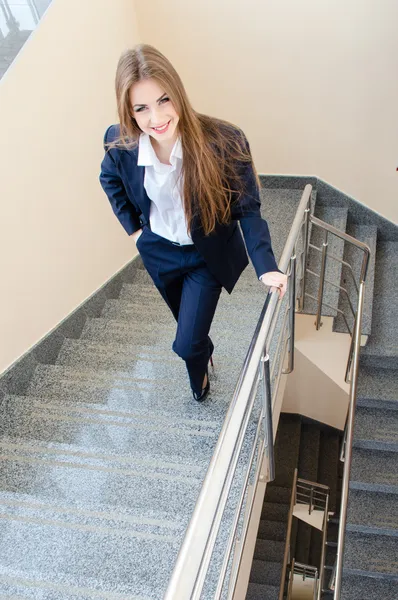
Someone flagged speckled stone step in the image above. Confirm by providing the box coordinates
[261,501,290,522]
[249,559,283,587]
[347,489,398,536]
[360,241,398,369]
[343,531,398,580]
[245,581,279,600]
[120,282,266,303]
[26,364,235,425]
[0,438,202,523]
[101,297,267,323]
[334,224,377,336]
[257,519,287,542]
[339,572,398,600]
[273,415,302,488]
[350,447,398,494]
[353,407,398,452]
[0,488,181,599]
[253,539,285,563]
[303,205,348,317]
[55,339,242,375]
[0,394,219,468]
[357,366,398,411]
[263,484,292,505]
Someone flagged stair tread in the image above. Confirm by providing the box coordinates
[357,366,398,410]
[253,538,285,563]
[347,489,398,535]
[246,581,279,600]
[344,531,398,578]
[353,407,398,451]
[0,394,220,469]
[350,447,398,493]
[339,572,398,600]
[257,519,287,541]
[249,559,283,587]
[360,241,398,368]
[26,364,236,425]
[334,224,377,336]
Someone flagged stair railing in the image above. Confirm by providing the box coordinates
[300,217,370,600]
[300,215,370,384]
[333,279,366,599]
[287,561,319,600]
[279,468,298,600]
[164,185,314,600]
[279,469,330,600]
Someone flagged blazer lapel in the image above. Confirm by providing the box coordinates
[119,147,151,224]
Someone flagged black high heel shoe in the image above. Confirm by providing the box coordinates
[192,354,214,402]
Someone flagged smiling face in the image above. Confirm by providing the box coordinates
[130,78,179,147]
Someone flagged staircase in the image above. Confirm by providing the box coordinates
[246,414,342,600]
[0,177,397,598]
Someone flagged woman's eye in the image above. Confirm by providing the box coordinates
[160,97,170,104]
[135,107,146,112]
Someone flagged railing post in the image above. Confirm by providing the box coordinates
[287,559,295,600]
[260,352,275,482]
[298,207,311,311]
[317,494,329,600]
[334,282,365,599]
[315,229,328,330]
[284,255,296,375]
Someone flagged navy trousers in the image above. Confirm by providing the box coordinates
[136,226,222,395]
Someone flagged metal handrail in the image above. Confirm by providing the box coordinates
[279,468,299,600]
[334,282,366,599]
[304,216,370,599]
[164,184,313,599]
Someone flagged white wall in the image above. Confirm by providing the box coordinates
[0,0,139,373]
[134,0,398,223]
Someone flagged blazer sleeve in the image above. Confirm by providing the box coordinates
[99,126,141,235]
[230,134,283,277]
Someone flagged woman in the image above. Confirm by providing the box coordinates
[100,44,287,402]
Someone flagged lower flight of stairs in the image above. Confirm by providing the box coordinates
[246,414,343,600]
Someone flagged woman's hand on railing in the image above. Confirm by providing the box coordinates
[260,271,288,298]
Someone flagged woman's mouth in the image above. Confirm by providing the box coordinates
[151,120,171,134]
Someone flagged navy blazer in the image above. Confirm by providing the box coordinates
[99,124,280,293]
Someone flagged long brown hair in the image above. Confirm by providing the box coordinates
[108,44,260,236]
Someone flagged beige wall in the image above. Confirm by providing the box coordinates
[0,0,140,373]
[134,0,398,223]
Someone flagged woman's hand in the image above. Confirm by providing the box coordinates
[260,271,288,299]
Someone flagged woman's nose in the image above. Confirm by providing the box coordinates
[149,107,164,125]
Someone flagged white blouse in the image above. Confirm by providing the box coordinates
[137,132,193,245]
